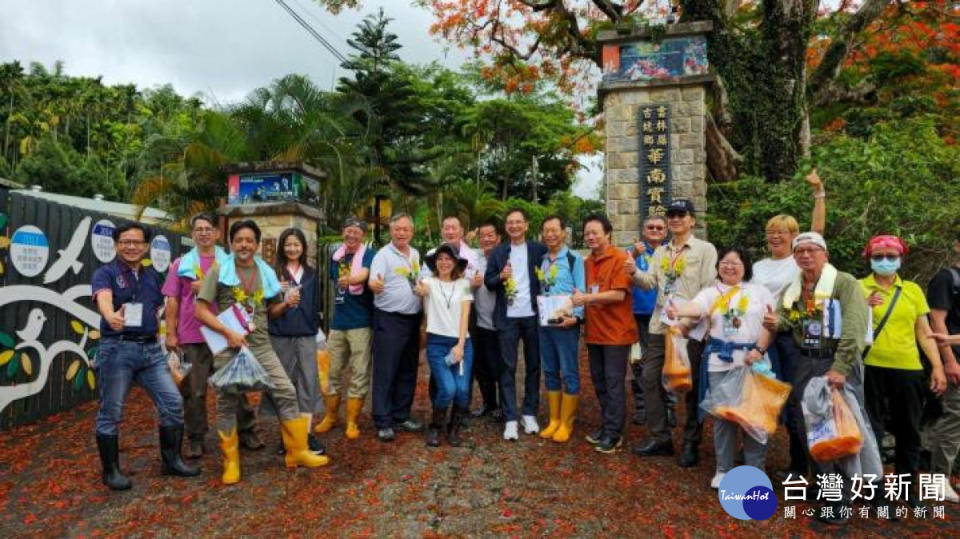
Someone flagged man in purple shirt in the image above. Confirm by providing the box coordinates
[162,213,261,458]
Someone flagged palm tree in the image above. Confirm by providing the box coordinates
[131,110,252,229]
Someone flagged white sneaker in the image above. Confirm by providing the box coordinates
[503,421,519,441]
[710,472,725,490]
[945,483,959,503]
[521,415,540,434]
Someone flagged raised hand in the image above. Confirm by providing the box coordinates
[500,262,513,281]
[107,305,125,331]
[369,273,386,294]
[571,287,588,307]
[762,304,778,331]
[414,279,429,297]
[624,255,637,276]
[806,167,824,192]
[286,286,301,307]
[867,292,885,307]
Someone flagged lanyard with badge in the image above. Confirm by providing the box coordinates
[709,285,748,337]
[118,269,144,328]
[800,286,823,349]
[662,248,685,297]
[588,259,601,296]
[539,257,560,294]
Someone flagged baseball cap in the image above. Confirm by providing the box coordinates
[666,199,695,215]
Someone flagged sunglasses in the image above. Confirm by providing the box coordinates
[870,254,900,262]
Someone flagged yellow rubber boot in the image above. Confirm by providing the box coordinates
[218,428,241,485]
[345,397,363,439]
[539,391,562,439]
[552,393,579,443]
[281,416,331,468]
[314,394,341,434]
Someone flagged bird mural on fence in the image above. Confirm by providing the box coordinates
[15,308,47,344]
[43,216,91,284]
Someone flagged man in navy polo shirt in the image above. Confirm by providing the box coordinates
[91,222,199,490]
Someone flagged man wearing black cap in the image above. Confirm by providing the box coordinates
[626,198,718,467]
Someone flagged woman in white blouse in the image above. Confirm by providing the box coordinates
[415,243,474,447]
[667,247,776,489]
[751,168,826,481]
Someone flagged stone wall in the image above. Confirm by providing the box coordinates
[221,202,322,267]
[603,84,708,246]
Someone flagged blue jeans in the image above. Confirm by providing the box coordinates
[425,334,473,409]
[94,338,184,435]
[539,326,580,394]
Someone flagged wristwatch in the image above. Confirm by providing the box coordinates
[752,344,767,354]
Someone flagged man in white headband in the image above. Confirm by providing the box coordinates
[763,228,879,525]
[792,231,828,252]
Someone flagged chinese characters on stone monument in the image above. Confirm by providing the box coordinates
[639,104,671,222]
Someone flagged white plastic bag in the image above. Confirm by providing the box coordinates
[210,346,274,394]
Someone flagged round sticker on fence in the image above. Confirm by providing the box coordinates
[150,234,171,273]
[10,225,49,277]
[91,219,116,263]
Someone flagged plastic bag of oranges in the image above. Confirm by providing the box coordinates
[802,379,863,462]
[703,365,791,444]
[662,327,692,392]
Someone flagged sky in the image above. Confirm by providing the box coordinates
[0,0,602,198]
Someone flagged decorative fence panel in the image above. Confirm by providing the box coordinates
[0,189,185,429]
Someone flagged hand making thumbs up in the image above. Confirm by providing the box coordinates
[762,304,778,331]
[369,273,386,294]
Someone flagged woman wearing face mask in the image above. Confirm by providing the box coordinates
[859,235,947,498]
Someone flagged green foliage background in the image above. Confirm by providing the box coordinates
[708,117,959,284]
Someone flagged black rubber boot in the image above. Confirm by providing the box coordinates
[426,406,447,447]
[159,425,201,477]
[447,406,465,447]
[96,434,132,491]
[631,364,645,424]
[678,440,700,468]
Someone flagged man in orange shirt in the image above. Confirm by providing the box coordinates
[572,214,638,453]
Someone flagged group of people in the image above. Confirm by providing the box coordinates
[89,172,960,525]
